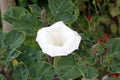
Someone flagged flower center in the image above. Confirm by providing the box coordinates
[46,30,65,46]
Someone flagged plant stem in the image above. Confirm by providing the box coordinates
[47,55,51,63]
[53,56,61,67]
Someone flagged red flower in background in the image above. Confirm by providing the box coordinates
[87,16,92,22]
[98,33,109,44]
[111,73,120,78]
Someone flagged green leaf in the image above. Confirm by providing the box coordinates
[18,0,28,7]
[101,38,120,72]
[23,34,39,48]
[3,7,29,24]
[30,0,38,3]
[56,12,76,23]
[56,56,98,79]
[59,65,82,80]
[106,38,120,58]
[79,65,98,79]
[110,7,120,17]
[99,15,111,24]
[17,45,42,65]
[0,32,5,49]
[110,23,117,34]
[55,56,81,80]
[3,7,41,34]
[13,14,41,34]
[13,63,29,80]
[0,75,5,80]
[29,4,41,17]
[4,49,21,61]
[100,56,113,66]
[84,56,96,65]
[28,62,55,80]
[48,0,76,23]
[4,30,25,49]
[108,77,120,80]
[15,46,48,79]
[108,62,120,73]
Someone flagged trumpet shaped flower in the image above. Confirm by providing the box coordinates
[36,21,81,57]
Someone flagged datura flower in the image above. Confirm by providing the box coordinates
[36,21,81,57]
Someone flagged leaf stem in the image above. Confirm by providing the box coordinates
[47,55,51,63]
[53,56,61,67]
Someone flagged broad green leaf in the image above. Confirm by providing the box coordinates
[100,38,120,72]
[3,7,29,24]
[0,75,5,80]
[4,49,21,61]
[55,56,80,80]
[13,63,29,80]
[48,0,76,23]
[3,7,41,34]
[56,56,98,80]
[18,0,28,7]
[30,0,38,3]
[48,0,74,14]
[59,65,81,80]
[56,12,76,23]
[100,56,113,66]
[23,35,39,48]
[29,4,41,17]
[108,62,120,73]
[28,62,55,80]
[84,56,96,65]
[79,65,98,79]
[4,30,25,49]
[15,45,47,80]
[13,14,41,34]
[17,45,42,66]
[57,56,76,66]
[106,38,120,58]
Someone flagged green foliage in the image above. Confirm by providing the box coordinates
[0,32,5,49]
[55,56,98,80]
[4,30,25,49]
[0,0,120,80]
[108,77,120,80]
[0,75,5,80]
[3,7,41,34]
[29,4,41,17]
[13,63,29,80]
[4,49,21,61]
[48,0,77,23]
[28,62,55,80]
[106,38,120,73]
[17,45,42,65]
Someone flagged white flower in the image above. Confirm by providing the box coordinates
[36,21,81,57]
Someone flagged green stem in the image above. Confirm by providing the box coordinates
[93,0,98,14]
[53,56,61,67]
[88,22,91,31]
